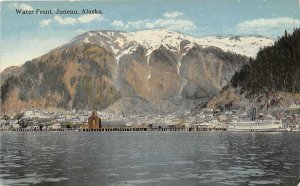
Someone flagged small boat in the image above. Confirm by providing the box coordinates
[227,120,283,132]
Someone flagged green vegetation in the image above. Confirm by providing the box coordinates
[39,63,71,107]
[60,122,82,128]
[73,74,120,110]
[1,75,20,100]
[2,115,10,121]
[13,113,24,120]
[18,61,40,100]
[1,43,120,111]
[232,28,300,97]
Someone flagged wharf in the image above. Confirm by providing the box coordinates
[1,127,227,132]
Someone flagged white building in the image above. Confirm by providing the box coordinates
[219,115,227,122]
[51,123,61,129]
[289,103,300,109]
[12,123,20,129]
[0,120,7,125]
[24,110,49,119]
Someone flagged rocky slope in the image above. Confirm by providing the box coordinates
[0,29,274,114]
[205,86,300,115]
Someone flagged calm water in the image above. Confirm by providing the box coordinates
[1,132,300,186]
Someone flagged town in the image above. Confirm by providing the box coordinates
[1,102,300,132]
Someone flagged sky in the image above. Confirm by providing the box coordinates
[1,0,300,71]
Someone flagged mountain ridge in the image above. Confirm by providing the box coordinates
[0,29,274,114]
[65,29,274,58]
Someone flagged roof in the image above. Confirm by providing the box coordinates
[102,120,126,127]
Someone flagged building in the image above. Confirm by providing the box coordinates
[88,111,101,129]
[51,123,62,130]
[24,110,40,118]
[24,109,50,119]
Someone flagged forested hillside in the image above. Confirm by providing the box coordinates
[231,28,300,97]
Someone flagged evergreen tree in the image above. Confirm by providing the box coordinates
[232,28,300,94]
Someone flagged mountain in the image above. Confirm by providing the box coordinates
[205,28,300,114]
[0,29,274,114]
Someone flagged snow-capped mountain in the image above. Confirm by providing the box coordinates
[1,29,273,114]
[68,29,274,58]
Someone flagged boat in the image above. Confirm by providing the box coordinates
[227,120,283,132]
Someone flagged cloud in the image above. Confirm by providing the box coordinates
[78,14,103,23]
[111,12,196,32]
[41,14,103,26]
[237,17,300,29]
[236,17,300,36]
[147,18,196,31]
[54,15,78,25]
[112,18,196,31]
[163,11,184,18]
[39,19,52,26]
[9,3,33,10]
[117,19,149,29]
[111,20,125,27]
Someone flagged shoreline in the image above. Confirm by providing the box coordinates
[2,128,300,132]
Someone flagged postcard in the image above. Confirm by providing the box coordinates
[1,0,300,185]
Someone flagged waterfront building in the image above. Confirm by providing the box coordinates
[88,111,101,129]
[51,123,62,130]
[219,115,227,122]
[102,120,127,128]
[0,120,7,125]
[12,123,20,129]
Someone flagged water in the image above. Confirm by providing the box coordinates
[1,132,300,186]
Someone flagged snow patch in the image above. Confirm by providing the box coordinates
[178,54,188,97]
[125,29,194,57]
[83,37,90,44]
[196,36,274,57]
[146,54,151,80]
[88,32,95,37]
[147,72,151,79]
[98,32,111,39]
[75,29,274,60]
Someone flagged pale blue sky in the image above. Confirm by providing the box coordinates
[1,0,300,70]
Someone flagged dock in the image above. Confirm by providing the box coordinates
[0,127,227,132]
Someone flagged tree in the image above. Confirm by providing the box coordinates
[14,113,24,120]
[2,115,10,121]
[19,119,28,128]
[231,28,300,95]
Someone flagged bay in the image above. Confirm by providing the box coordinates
[1,132,300,186]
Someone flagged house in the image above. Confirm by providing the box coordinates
[87,111,101,129]
[51,123,61,130]
[12,123,20,129]
[219,115,227,122]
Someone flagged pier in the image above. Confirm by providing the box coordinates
[0,127,227,132]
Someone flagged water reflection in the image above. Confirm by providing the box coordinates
[0,132,300,185]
